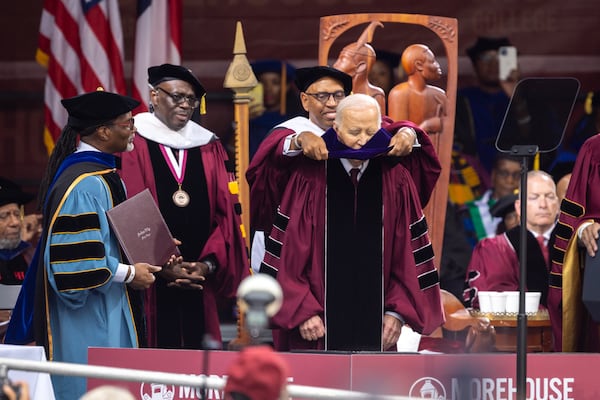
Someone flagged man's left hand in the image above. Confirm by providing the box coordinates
[388,127,417,157]
[382,314,402,350]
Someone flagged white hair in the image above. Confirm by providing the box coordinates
[334,93,381,128]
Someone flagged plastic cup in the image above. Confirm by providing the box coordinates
[478,291,493,313]
[525,292,541,313]
[489,291,507,313]
[505,291,520,313]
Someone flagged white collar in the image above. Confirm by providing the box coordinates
[134,112,216,149]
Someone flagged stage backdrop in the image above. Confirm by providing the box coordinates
[89,348,600,399]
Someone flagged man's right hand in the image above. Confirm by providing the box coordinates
[299,315,325,341]
[129,263,161,290]
[295,131,329,160]
[580,222,600,257]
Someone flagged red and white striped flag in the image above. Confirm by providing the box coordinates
[132,0,182,112]
[36,0,126,154]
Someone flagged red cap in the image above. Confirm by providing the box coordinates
[224,346,290,400]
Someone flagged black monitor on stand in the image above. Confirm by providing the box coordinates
[495,77,580,400]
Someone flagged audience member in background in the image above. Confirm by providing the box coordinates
[248,59,303,159]
[490,191,520,235]
[454,36,519,175]
[464,171,558,309]
[368,49,401,97]
[0,178,37,340]
[120,64,249,350]
[569,90,600,152]
[261,94,443,351]
[0,178,36,285]
[548,132,600,352]
[223,345,290,400]
[7,90,162,399]
[461,153,521,247]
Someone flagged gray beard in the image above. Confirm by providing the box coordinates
[0,237,21,250]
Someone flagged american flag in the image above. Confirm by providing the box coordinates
[36,0,126,154]
[132,0,182,112]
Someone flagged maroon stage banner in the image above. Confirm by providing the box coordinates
[88,348,598,399]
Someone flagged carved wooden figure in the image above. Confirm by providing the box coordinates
[332,21,386,113]
[319,14,457,269]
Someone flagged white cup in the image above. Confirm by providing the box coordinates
[489,291,507,313]
[525,292,541,313]
[505,291,520,313]
[478,291,493,313]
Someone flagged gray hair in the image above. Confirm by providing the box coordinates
[334,93,381,128]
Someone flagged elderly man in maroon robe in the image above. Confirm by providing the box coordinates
[549,133,600,352]
[258,94,444,352]
[247,66,441,276]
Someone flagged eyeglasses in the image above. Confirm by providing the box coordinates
[304,91,346,104]
[111,118,135,131]
[154,86,200,108]
[0,209,23,221]
[496,169,521,180]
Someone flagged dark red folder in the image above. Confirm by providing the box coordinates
[107,189,179,265]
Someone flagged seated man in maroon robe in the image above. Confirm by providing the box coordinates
[464,170,559,309]
[260,94,445,352]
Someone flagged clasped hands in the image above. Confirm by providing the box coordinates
[299,314,402,350]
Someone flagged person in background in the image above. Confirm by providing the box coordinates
[0,178,36,285]
[262,94,443,351]
[461,153,521,247]
[454,36,519,175]
[489,191,520,235]
[223,345,290,400]
[7,90,163,399]
[120,64,249,350]
[368,49,401,97]
[464,171,559,309]
[0,178,37,340]
[248,59,303,159]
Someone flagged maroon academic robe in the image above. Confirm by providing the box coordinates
[464,227,550,309]
[120,134,249,347]
[246,116,442,235]
[548,133,600,352]
[261,156,444,351]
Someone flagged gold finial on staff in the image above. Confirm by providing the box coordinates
[224,21,257,251]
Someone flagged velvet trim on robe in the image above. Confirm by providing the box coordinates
[549,133,600,352]
[119,133,250,347]
[260,155,444,351]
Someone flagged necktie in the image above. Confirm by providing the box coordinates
[349,168,360,188]
[536,235,549,265]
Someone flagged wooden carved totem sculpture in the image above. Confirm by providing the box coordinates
[319,14,457,269]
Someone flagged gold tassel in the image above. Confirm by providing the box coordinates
[200,95,207,115]
[533,153,540,171]
[584,91,593,115]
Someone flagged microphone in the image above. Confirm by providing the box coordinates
[237,274,283,338]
